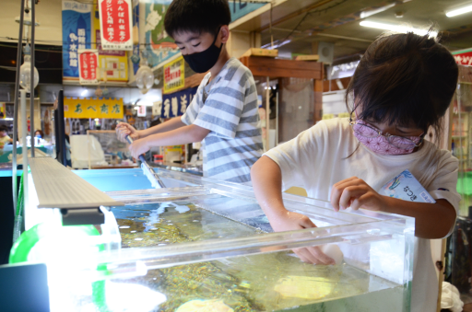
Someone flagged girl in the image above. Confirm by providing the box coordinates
[251,32,460,312]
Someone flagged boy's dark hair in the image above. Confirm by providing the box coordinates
[347,32,458,136]
[0,125,8,132]
[164,0,231,38]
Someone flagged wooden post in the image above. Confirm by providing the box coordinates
[314,65,324,124]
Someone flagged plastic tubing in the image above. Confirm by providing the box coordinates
[12,0,26,216]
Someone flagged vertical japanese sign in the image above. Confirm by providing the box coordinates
[62,1,92,81]
[79,50,99,84]
[161,87,197,119]
[93,6,129,83]
[452,49,472,66]
[98,0,133,51]
[163,56,185,94]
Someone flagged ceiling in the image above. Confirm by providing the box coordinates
[0,0,63,45]
[235,0,472,62]
[1,0,471,67]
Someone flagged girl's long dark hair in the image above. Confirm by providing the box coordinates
[346,32,458,135]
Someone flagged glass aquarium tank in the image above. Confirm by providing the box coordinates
[18,167,414,312]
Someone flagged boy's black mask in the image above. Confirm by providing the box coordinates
[183,27,223,73]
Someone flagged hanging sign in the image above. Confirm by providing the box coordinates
[92,5,129,83]
[0,103,6,119]
[64,98,124,119]
[98,0,133,51]
[62,1,92,81]
[137,105,147,117]
[161,87,197,119]
[452,49,472,66]
[79,50,99,84]
[163,56,185,94]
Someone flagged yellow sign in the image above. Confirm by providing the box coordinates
[64,98,124,119]
[322,114,334,120]
[92,6,129,83]
[338,112,351,119]
[163,56,185,94]
[0,102,5,119]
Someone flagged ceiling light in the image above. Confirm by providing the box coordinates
[81,89,88,97]
[360,3,395,19]
[446,4,472,17]
[359,21,437,37]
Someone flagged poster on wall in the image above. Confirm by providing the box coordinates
[161,87,197,119]
[62,1,92,81]
[64,98,124,119]
[163,56,185,94]
[93,5,129,83]
[98,0,133,51]
[143,1,180,69]
[140,1,266,70]
[79,50,99,84]
[452,49,472,66]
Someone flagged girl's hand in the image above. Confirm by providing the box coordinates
[116,122,140,142]
[268,211,335,265]
[129,138,151,159]
[330,177,385,212]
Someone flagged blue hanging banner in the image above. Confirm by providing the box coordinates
[162,87,198,119]
[229,1,266,22]
[62,1,92,81]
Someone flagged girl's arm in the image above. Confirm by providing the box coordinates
[128,124,209,159]
[116,117,186,141]
[330,177,456,239]
[251,156,335,265]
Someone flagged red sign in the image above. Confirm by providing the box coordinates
[98,0,133,51]
[453,50,472,66]
[79,50,99,84]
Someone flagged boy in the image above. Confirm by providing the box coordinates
[117,0,262,183]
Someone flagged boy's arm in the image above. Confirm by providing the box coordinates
[129,124,209,159]
[116,117,185,141]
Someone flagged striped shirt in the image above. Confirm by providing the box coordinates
[182,57,263,183]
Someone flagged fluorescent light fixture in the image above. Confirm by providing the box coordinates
[359,21,437,37]
[360,3,396,19]
[80,89,88,97]
[446,4,472,17]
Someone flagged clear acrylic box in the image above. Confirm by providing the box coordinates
[23,168,414,312]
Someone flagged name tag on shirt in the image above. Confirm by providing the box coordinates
[379,169,436,203]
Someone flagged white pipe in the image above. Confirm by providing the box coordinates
[265,77,270,152]
[276,90,279,146]
[20,90,28,205]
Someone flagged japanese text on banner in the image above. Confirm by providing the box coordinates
[64,98,124,119]
[98,0,133,51]
[163,56,185,94]
[161,87,197,119]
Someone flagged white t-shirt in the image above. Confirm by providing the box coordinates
[265,118,460,312]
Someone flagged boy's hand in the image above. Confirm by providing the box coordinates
[268,210,335,265]
[116,123,140,142]
[330,177,385,212]
[129,138,151,159]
